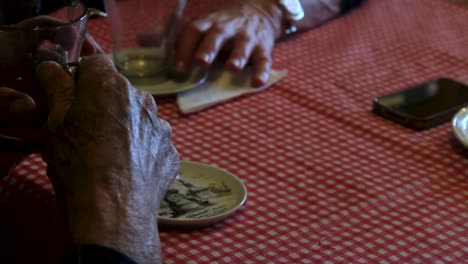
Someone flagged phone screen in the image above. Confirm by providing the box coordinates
[373,78,468,129]
[376,78,468,118]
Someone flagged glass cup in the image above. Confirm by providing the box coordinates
[104,0,186,84]
[0,1,88,151]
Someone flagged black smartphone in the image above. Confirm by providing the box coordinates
[372,78,468,130]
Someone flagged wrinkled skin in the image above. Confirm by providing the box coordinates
[174,0,283,87]
[0,15,95,113]
[0,15,95,177]
[38,54,179,263]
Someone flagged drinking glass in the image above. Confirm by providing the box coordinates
[0,0,88,150]
[104,0,186,84]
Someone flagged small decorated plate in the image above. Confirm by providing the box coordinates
[452,107,468,148]
[158,161,247,228]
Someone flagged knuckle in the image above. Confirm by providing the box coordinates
[236,31,253,43]
[255,46,272,60]
[144,92,158,112]
[187,20,207,34]
[159,118,173,137]
[210,22,227,34]
[256,53,272,65]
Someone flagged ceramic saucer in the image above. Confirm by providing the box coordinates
[159,161,247,228]
[452,107,468,148]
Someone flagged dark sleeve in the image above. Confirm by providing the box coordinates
[0,0,42,25]
[81,0,107,11]
[63,244,138,264]
[38,1,69,15]
[0,0,68,25]
[40,0,107,14]
[339,0,366,15]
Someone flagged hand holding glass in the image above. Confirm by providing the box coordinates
[0,1,88,150]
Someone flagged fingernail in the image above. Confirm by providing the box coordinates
[234,59,244,68]
[198,52,213,64]
[260,72,269,84]
[228,59,244,72]
[252,73,268,88]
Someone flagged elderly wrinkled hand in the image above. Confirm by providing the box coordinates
[0,16,96,117]
[37,54,179,264]
[174,0,283,87]
[0,15,96,176]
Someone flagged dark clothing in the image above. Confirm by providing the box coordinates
[0,0,105,25]
[340,0,366,15]
[0,0,42,25]
[39,0,106,15]
[64,244,137,264]
[1,0,363,25]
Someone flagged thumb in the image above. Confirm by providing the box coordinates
[36,61,75,132]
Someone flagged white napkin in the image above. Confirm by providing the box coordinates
[177,67,288,114]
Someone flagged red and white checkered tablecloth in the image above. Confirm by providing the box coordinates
[2,0,468,263]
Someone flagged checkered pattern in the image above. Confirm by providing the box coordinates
[2,0,468,263]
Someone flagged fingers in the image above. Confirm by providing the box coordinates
[36,61,75,131]
[225,31,256,72]
[226,30,274,87]
[75,54,134,116]
[174,5,276,87]
[174,18,212,73]
[35,48,69,65]
[0,87,36,122]
[78,54,118,74]
[194,23,235,66]
[81,38,97,56]
[176,19,253,73]
[78,55,121,97]
[251,45,273,88]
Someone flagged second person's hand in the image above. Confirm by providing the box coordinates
[174,0,284,87]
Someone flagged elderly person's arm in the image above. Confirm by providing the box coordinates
[37,55,179,264]
[174,0,365,87]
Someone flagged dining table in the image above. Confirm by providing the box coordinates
[1,0,467,263]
